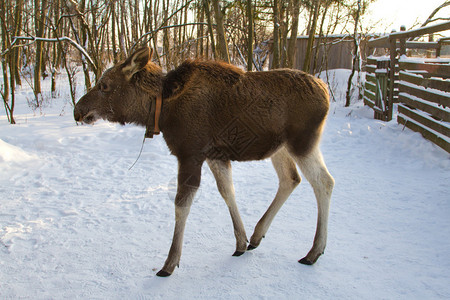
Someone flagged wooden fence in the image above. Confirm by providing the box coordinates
[397,58,450,152]
[364,21,450,152]
[363,56,396,121]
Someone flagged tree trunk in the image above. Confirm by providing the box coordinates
[13,0,23,85]
[272,0,280,69]
[247,0,253,71]
[8,49,16,124]
[51,0,61,95]
[1,53,9,103]
[345,0,361,107]
[162,0,171,68]
[133,0,140,43]
[173,1,179,66]
[204,0,217,60]
[286,0,300,69]
[212,0,230,63]
[198,4,205,58]
[34,0,48,98]
[303,0,320,73]
[1,0,9,103]
[119,0,128,59]
[0,0,15,124]
[111,2,118,63]
[279,2,288,68]
[312,3,329,74]
[78,0,92,91]
[151,0,163,67]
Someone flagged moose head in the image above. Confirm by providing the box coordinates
[74,47,162,127]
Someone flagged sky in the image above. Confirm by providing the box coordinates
[367,0,449,32]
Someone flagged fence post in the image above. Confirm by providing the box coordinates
[374,59,389,120]
[437,39,442,57]
[387,36,396,121]
[399,25,406,56]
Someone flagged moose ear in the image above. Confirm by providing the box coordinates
[121,46,153,81]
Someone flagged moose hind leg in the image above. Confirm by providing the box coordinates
[248,147,301,250]
[157,159,202,277]
[207,159,247,256]
[294,146,334,265]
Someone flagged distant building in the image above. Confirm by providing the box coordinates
[269,34,378,73]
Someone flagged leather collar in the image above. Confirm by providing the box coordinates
[145,93,162,138]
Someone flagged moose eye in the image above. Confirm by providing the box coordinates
[100,82,110,92]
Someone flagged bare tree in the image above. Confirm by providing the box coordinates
[303,0,321,73]
[212,0,230,63]
[12,0,23,86]
[0,0,13,123]
[421,1,450,27]
[345,0,361,107]
[247,0,254,71]
[34,0,48,100]
[286,0,301,68]
[272,0,280,69]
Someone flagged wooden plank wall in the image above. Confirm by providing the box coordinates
[397,59,450,152]
[365,22,450,122]
[293,36,360,72]
[364,57,384,117]
[363,57,397,120]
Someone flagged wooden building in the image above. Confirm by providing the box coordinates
[270,34,373,72]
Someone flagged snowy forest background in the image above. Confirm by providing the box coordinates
[2,0,449,123]
[1,0,433,123]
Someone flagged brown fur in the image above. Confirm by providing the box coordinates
[74,46,333,277]
[161,59,329,161]
[75,56,329,161]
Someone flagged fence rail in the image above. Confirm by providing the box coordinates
[397,58,450,152]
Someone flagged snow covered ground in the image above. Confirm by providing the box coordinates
[1,70,449,299]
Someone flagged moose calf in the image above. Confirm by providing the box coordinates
[74,46,334,277]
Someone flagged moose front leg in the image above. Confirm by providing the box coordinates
[157,159,202,277]
[207,159,247,256]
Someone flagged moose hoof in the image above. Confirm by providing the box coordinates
[232,250,245,257]
[298,257,314,265]
[156,270,172,277]
[247,244,258,251]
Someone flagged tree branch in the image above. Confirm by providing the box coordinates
[3,36,95,67]
[131,0,198,51]
[132,22,210,52]
[421,1,450,27]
